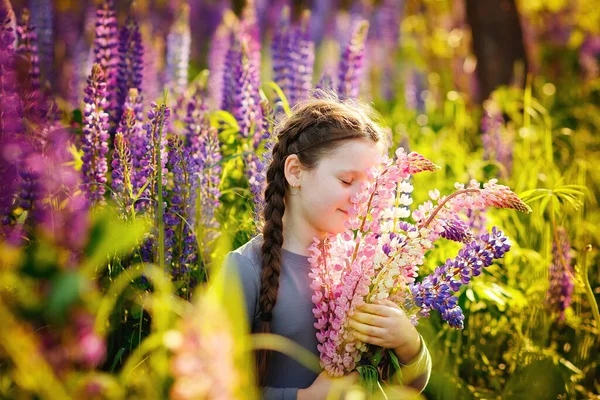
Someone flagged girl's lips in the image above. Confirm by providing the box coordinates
[338,209,348,215]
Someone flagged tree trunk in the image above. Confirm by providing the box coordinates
[465,0,527,103]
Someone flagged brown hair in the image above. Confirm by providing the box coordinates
[256,90,389,384]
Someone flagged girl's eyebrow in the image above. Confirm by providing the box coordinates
[339,169,367,177]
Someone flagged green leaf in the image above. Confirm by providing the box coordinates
[45,272,83,322]
[263,81,292,115]
[83,207,151,277]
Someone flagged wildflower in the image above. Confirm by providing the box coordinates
[81,64,110,203]
[546,227,574,321]
[166,4,191,97]
[16,9,40,91]
[338,20,369,99]
[29,0,52,81]
[116,16,144,122]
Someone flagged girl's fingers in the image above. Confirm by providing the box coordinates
[351,329,382,346]
[357,303,392,317]
[348,318,385,338]
[351,311,387,327]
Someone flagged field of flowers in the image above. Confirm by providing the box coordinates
[0,0,599,398]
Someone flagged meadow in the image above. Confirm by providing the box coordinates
[0,0,599,398]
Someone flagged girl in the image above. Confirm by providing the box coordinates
[221,92,432,400]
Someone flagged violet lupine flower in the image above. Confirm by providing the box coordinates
[193,114,222,256]
[165,4,191,97]
[136,102,170,211]
[405,69,426,112]
[208,11,233,110]
[164,137,199,279]
[579,35,600,80]
[29,0,52,82]
[17,9,40,91]
[1,1,24,138]
[225,38,254,138]
[481,99,513,177]
[184,86,209,151]
[316,71,335,92]
[409,227,511,329]
[546,227,574,321]
[141,32,161,106]
[337,19,369,99]
[271,6,291,96]
[248,96,275,230]
[116,17,144,123]
[93,0,119,129]
[272,8,314,106]
[372,0,404,101]
[80,63,110,203]
[111,130,134,213]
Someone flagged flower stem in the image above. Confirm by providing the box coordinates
[422,188,479,229]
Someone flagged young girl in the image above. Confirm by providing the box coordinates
[221,93,432,400]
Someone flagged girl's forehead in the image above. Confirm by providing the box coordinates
[319,140,381,170]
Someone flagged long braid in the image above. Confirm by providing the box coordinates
[256,134,294,385]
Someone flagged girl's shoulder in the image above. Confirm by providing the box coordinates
[224,235,264,277]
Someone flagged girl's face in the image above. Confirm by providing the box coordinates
[296,139,382,236]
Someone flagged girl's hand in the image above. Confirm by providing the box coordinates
[348,299,421,364]
[297,370,359,400]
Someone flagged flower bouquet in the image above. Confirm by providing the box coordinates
[308,148,531,388]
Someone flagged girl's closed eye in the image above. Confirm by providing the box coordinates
[339,178,353,186]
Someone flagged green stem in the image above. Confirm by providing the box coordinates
[581,244,600,329]
[156,104,166,271]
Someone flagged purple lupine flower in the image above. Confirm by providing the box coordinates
[191,115,222,261]
[546,227,574,321]
[208,12,233,110]
[136,102,169,212]
[111,129,134,213]
[93,0,119,129]
[409,227,511,329]
[405,68,425,112]
[220,24,240,112]
[165,4,191,97]
[290,11,314,105]
[272,8,314,107]
[29,0,52,82]
[372,0,404,100]
[184,86,209,150]
[164,137,199,279]
[0,0,24,137]
[465,208,487,238]
[310,0,337,44]
[316,70,335,92]
[17,8,40,91]
[579,35,600,80]
[440,214,474,243]
[189,0,230,61]
[271,6,291,96]
[116,16,144,123]
[337,19,369,99]
[481,99,513,177]
[224,37,254,138]
[247,94,275,231]
[81,63,110,203]
[141,30,161,106]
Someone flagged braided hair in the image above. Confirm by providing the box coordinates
[256,90,389,384]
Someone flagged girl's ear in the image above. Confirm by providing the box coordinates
[283,154,302,187]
